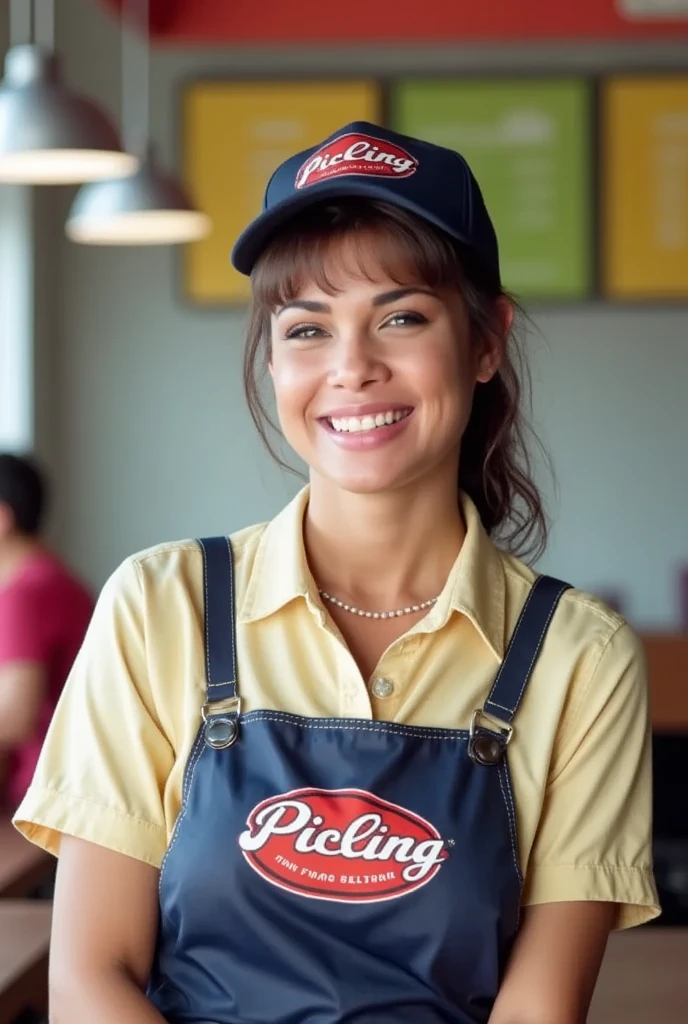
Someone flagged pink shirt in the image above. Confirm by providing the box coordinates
[0,550,94,810]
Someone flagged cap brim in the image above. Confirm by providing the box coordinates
[231,179,480,276]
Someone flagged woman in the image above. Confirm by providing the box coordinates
[14,121,659,1023]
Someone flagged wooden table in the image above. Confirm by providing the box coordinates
[0,819,53,899]
[641,633,688,731]
[0,900,51,1024]
[589,927,687,1023]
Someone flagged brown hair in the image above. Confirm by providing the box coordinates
[242,198,549,561]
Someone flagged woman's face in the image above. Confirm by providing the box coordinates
[269,232,506,498]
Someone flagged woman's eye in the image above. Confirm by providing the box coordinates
[384,312,428,328]
[284,323,325,340]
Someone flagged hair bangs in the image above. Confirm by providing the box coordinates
[250,200,466,313]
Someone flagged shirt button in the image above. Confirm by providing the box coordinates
[371,677,394,699]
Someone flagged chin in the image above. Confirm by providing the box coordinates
[314,463,417,497]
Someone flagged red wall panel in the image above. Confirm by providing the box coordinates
[101,0,688,44]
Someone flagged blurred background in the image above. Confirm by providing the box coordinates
[0,0,686,1020]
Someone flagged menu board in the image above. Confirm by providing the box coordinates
[391,79,592,300]
[602,76,688,299]
[182,80,382,305]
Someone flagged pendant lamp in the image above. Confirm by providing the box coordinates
[65,0,211,246]
[66,144,211,244]
[0,0,138,184]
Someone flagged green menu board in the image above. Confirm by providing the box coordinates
[391,79,592,300]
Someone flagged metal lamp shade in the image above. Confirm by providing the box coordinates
[66,156,212,245]
[0,45,138,184]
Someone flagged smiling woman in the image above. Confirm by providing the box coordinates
[244,197,544,558]
[13,121,659,1024]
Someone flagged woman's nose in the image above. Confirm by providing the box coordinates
[327,333,391,391]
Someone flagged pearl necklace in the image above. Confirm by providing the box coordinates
[319,590,439,619]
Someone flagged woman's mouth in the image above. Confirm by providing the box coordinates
[325,408,413,434]
[318,407,415,451]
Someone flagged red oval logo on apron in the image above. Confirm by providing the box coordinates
[295,133,419,190]
[238,787,448,903]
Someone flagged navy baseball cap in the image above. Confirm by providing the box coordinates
[230,121,500,285]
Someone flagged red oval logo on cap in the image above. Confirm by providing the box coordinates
[295,133,419,190]
[238,787,448,903]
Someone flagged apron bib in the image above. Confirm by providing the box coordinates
[148,536,569,1023]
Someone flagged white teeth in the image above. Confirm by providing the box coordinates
[329,409,410,433]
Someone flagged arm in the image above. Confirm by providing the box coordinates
[0,661,46,746]
[488,901,615,1024]
[490,621,659,1022]
[10,559,175,1011]
[0,584,48,747]
[50,836,166,1023]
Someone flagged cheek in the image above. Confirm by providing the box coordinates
[410,339,478,439]
[411,338,472,402]
[269,354,318,426]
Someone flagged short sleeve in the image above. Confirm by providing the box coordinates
[522,622,660,929]
[0,585,46,665]
[12,557,173,868]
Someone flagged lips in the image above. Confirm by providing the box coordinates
[316,405,415,451]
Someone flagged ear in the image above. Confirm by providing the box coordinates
[476,297,513,384]
[0,501,16,539]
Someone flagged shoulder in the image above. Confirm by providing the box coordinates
[129,519,269,577]
[0,560,46,615]
[106,520,271,617]
[44,557,95,615]
[497,551,649,810]
[498,548,645,719]
[501,547,633,650]
[119,487,309,616]
[6,553,90,608]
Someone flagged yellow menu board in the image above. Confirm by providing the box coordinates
[182,80,382,305]
[602,76,688,299]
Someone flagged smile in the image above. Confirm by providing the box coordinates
[326,409,413,434]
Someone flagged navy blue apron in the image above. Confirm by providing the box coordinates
[148,536,570,1023]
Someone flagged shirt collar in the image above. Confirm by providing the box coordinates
[239,486,506,661]
[239,487,315,624]
[411,493,506,661]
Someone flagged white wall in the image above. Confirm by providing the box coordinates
[532,306,687,627]
[43,0,688,629]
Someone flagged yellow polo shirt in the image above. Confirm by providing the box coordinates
[13,488,659,929]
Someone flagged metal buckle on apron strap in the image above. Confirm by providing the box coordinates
[468,709,513,766]
[201,696,241,750]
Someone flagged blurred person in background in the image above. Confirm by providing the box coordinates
[15,124,659,1024]
[0,453,93,815]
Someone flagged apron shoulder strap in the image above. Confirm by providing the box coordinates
[197,536,238,703]
[468,575,571,766]
[483,574,571,725]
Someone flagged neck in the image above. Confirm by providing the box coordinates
[304,471,465,609]
[0,534,42,586]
